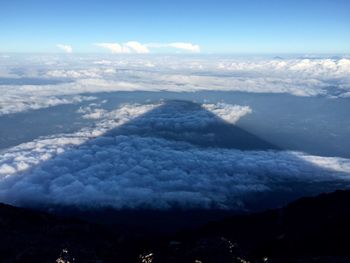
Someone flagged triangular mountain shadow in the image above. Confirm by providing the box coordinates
[104,100,279,151]
[0,100,349,234]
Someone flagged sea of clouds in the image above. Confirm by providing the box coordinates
[0,101,349,210]
[0,54,350,115]
[1,54,350,210]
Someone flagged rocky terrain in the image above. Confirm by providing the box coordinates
[1,190,350,262]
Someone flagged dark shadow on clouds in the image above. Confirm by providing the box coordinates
[105,100,278,151]
[0,100,349,219]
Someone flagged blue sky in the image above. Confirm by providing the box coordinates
[0,0,349,53]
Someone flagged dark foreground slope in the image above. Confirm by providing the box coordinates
[168,189,350,263]
[0,203,144,262]
[1,190,350,262]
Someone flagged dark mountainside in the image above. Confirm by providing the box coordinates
[1,190,350,262]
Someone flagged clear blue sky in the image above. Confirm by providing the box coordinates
[0,0,349,53]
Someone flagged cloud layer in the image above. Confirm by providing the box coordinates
[0,55,350,115]
[0,102,349,210]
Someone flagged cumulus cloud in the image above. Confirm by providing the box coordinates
[0,102,349,210]
[146,42,201,53]
[95,43,128,53]
[124,41,150,53]
[95,41,200,53]
[95,41,150,54]
[56,44,73,53]
[168,42,201,53]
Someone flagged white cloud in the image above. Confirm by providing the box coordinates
[124,41,150,53]
[0,95,96,116]
[94,43,129,54]
[56,44,73,53]
[95,41,200,53]
[95,41,149,54]
[145,42,201,53]
[0,102,349,210]
[77,106,108,120]
[168,42,201,53]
